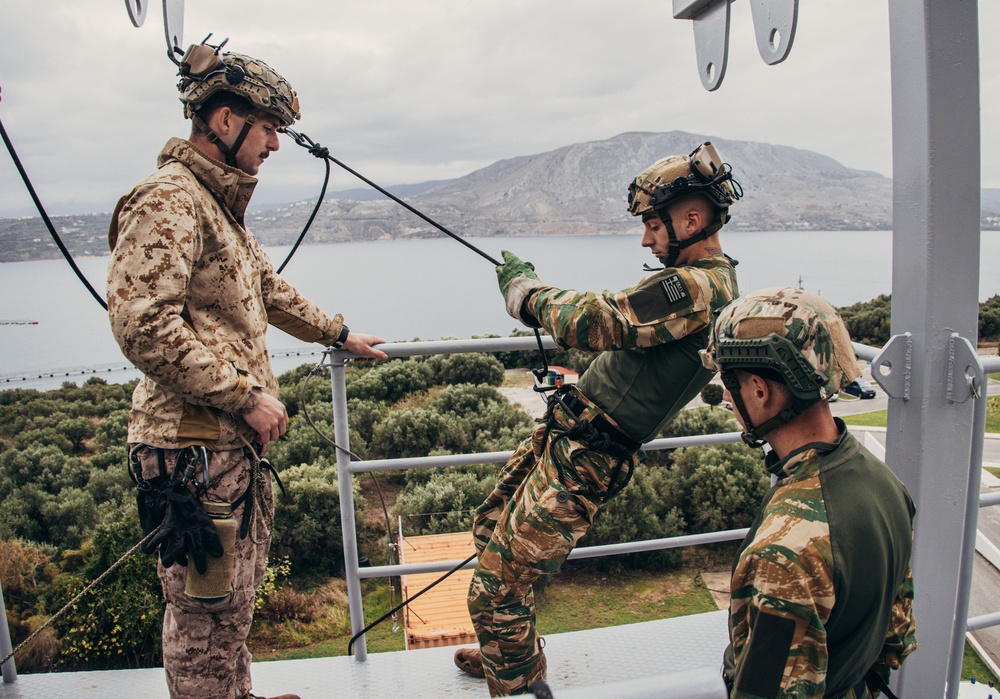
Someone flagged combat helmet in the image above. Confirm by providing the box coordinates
[627,142,742,267]
[700,287,860,447]
[176,40,300,167]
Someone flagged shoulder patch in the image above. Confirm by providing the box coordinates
[661,273,688,304]
[627,271,695,324]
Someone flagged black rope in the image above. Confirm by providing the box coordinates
[283,128,502,267]
[347,551,478,655]
[276,149,331,274]
[0,89,108,310]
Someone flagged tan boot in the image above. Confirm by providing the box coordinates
[245,693,301,699]
[454,646,485,678]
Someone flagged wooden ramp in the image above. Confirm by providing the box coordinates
[398,530,477,650]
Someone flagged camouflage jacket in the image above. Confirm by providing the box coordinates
[107,138,345,451]
[724,421,917,698]
[524,255,739,443]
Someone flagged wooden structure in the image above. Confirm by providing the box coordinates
[398,529,477,650]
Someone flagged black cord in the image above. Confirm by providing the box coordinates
[276,153,331,274]
[348,551,478,656]
[299,359,400,625]
[283,128,502,267]
[298,356,481,655]
[0,102,107,310]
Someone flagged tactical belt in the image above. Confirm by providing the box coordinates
[557,389,642,454]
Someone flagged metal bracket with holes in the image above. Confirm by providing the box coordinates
[870,333,912,401]
[946,333,982,404]
[124,0,185,64]
[673,0,798,91]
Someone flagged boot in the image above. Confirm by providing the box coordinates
[244,693,301,699]
[454,646,485,678]
[454,637,545,680]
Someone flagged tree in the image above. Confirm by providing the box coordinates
[700,383,725,407]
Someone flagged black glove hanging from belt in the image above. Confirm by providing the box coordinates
[134,447,224,574]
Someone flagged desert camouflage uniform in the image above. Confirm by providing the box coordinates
[723,420,916,699]
[108,138,346,699]
[469,256,739,696]
[108,137,346,451]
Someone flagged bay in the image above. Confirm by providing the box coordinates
[2,231,998,390]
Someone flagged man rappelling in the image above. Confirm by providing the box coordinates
[458,143,743,696]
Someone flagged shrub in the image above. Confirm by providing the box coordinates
[49,505,163,670]
[659,406,739,440]
[393,471,495,535]
[271,460,367,575]
[581,467,687,572]
[662,444,768,534]
[428,353,505,387]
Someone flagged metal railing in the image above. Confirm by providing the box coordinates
[329,335,751,662]
[2,335,997,697]
[328,334,1000,685]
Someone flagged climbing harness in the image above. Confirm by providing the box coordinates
[541,387,639,503]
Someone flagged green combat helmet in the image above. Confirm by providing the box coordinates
[700,286,860,447]
[176,40,301,167]
[627,142,743,267]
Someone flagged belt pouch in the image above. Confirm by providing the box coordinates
[184,499,237,602]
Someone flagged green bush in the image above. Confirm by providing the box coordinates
[271,460,366,575]
[49,505,163,670]
[428,353,505,387]
[661,444,768,535]
[581,467,687,572]
[393,470,495,535]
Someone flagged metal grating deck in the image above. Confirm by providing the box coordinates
[0,610,730,698]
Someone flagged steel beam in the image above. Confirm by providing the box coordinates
[883,2,981,697]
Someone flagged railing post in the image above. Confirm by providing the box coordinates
[0,578,17,683]
[329,352,367,661]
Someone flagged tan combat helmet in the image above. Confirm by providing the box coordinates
[176,41,300,167]
[700,287,860,446]
[628,142,743,267]
[628,142,741,218]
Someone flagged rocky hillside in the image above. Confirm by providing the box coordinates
[3,131,998,262]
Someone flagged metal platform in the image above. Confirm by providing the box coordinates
[0,611,729,698]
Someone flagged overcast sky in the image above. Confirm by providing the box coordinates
[0,1,997,218]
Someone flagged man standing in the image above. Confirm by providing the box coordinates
[107,43,386,699]
[458,143,742,696]
[701,287,917,698]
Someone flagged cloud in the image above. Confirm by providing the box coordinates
[0,1,995,217]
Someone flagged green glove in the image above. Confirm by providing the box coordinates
[496,250,539,297]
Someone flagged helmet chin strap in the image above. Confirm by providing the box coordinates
[190,108,260,170]
[720,370,817,449]
[654,206,727,268]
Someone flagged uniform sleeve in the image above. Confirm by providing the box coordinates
[249,235,345,346]
[107,183,253,413]
[523,266,717,352]
[729,546,833,698]
[867,569,917,685]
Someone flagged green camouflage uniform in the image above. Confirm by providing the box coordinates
[108,138,346,699]
[469,255,739,696]
[723,420,916,698]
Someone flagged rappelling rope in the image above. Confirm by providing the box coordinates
[0,85,108,311]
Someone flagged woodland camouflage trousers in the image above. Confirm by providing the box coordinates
[467,396,638,697]
[136,446,274,699]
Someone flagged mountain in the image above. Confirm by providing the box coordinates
[1,131,995,262]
